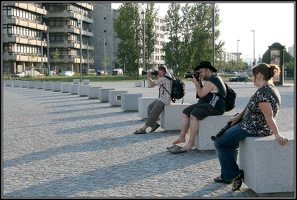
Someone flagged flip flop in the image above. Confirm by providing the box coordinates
[166,144,178,151]
[168,145,187,154]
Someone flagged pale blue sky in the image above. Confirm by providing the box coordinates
[112,2,295,61]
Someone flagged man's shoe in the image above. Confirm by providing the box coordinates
[150,123,160,132]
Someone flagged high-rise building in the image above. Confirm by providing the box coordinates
[2,3,48,74]
[288,45,294,58]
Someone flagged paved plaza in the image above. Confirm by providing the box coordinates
[2,80,295,198]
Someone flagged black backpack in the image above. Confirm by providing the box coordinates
[162,75,185,103]
[224,83,237,112]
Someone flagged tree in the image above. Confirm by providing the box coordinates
[53,48,60,72]
[114,3,142,78]
[88,52,94,67]
[101,54,111,74]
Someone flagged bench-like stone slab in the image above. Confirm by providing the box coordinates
[44,82,53,91]
[5,80,13,86]
[70,84,79,94]
[121,93,143,111]
[61,83,71,93]
[72,79,80,84]
[21,81,30,88]
[138,97,157,119]
[13,80,21,87]
[135,81,142,87]
[78,85,90,97]
[29,81,36,88]
[83,79,89,85]
[109,90,128,106]
[195,113,235,151]
[239,131,294,194]
[52,82,62,92]
[88,86,102,99]
[98,88,115,102]
[36,82,45,89]
[160,103,191,131]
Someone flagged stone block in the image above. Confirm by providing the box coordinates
[138,97,157,119]
[21,81,30,88]
[78,85,90,97]
[121,93,143,111]
[61,83,71,93]
[5,80,13,86]
[135,81,142,87]
[13,80,21,87]
[109,90,128,106]
[160,103,191,131]
[36,82,45,89]
[88,86,102,99]
[29,81,36,89]
[83,79,89,85]
[98,88,115,102]
[239,132,294,194]
[72,79,80,84]
[52,82,62,92]
[195,114,235,151]
[70,84,79,94]
[44,82,53,91]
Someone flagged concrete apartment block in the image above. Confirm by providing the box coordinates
[73,79,80,84]
[239,131,294,194]
[160,103,191,131]
[121,93,143,111]
[13,80,21,87]
[138,97,156,119]
[52,82,62,92]
[44,82,53,91]
[88,86,102,99]
[29,81,36,89]
[78,85,90,97]
[36,81,45,89]
[21,81,30,88]
[83,79,90,85]
[195,114,235,151]
[98,88,115,102]
[70,84,79,94]
[5,80,13,86]
[109,90,128,106]
[61,83,71,93]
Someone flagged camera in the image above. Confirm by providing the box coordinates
[185,72,200,81]
[142,70,158,76]
[211,122,232,141]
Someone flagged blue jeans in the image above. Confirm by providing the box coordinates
[214,124,253,182]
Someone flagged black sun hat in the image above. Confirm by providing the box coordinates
[194,61,217,72]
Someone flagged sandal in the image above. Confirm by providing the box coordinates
[214,176,232,184]
[150,123,160,132]
[232,170,244,191]
[166,144,178,151]
[134,128,146,134]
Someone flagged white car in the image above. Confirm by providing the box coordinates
[59,71,75,76]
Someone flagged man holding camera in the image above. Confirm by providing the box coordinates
[134,65,173,134]
[168,61,226,153]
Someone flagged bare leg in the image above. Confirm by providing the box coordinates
[181,115,199,151]
[172,113,190,144]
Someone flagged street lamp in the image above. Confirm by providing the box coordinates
[141,3,146,87]
[98,38,106,73]
[251,30,255,66]
[211,3,215,66]
[237,39,240,72]
[78,11,83,84]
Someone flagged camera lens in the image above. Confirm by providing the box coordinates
[142,71,147,75]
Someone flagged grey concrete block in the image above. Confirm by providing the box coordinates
[61,83,71,93]
[21,81,30,88]
[44,82,53,91]
[83,79,89,85]
[195,114,235,150]
[121,93,143,111]
[160,103,191,131]
[98,88,115,102]
[109,90,128,106]
[78,85,90,97]
[13,80,21,87]
[138,97,156,119]
[88,86,102,99]
[70,84,79,94]
[52,82,62,92]
[5,80,13,86]
[135,81,142,87]
[239,132,294,194]
[72,79,80,84]
[36,82,45,89]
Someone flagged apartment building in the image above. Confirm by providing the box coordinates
[2,2,48,74]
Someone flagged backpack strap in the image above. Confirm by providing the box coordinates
[160,75,175,102]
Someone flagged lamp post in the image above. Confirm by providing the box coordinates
[79,11,83,84]
[251,30,255,66]
[237,39,240,72]
[46,32,50,76]
[98,38,106,73]
[211,3,215,66]
[141,4,145,87]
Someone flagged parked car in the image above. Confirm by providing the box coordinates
[112,68,123,75]
[229,74,249,82]
[11,72,25,77]
[59,71,75,76]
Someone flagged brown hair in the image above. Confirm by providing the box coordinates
[252,63,280,81]
[158,65,168,73]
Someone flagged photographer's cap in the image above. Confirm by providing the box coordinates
[194,61,217,72]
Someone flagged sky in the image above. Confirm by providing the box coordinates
[111,2,295,63]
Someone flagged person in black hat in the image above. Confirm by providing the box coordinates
[168,61,227,153]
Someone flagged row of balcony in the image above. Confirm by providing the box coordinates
[47,25,93,37]
[44,10,94,24]
[3,15,47,31]
[3,34,47,47]
[4,2,47,15]
[76,3,93,11]
[50,41,94,50]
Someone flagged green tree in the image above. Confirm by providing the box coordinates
[88,52,94,67]
[114,3,142,78]
[53,48,60,72]
[102,54,111,74]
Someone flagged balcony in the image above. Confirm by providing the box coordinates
[3,34,48,47]
[4,16,47,31]
[45,10,94,24]
[3,52,48,62]
[4,2,47,15]
[47,25,94,37]
[76,3,93,11]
